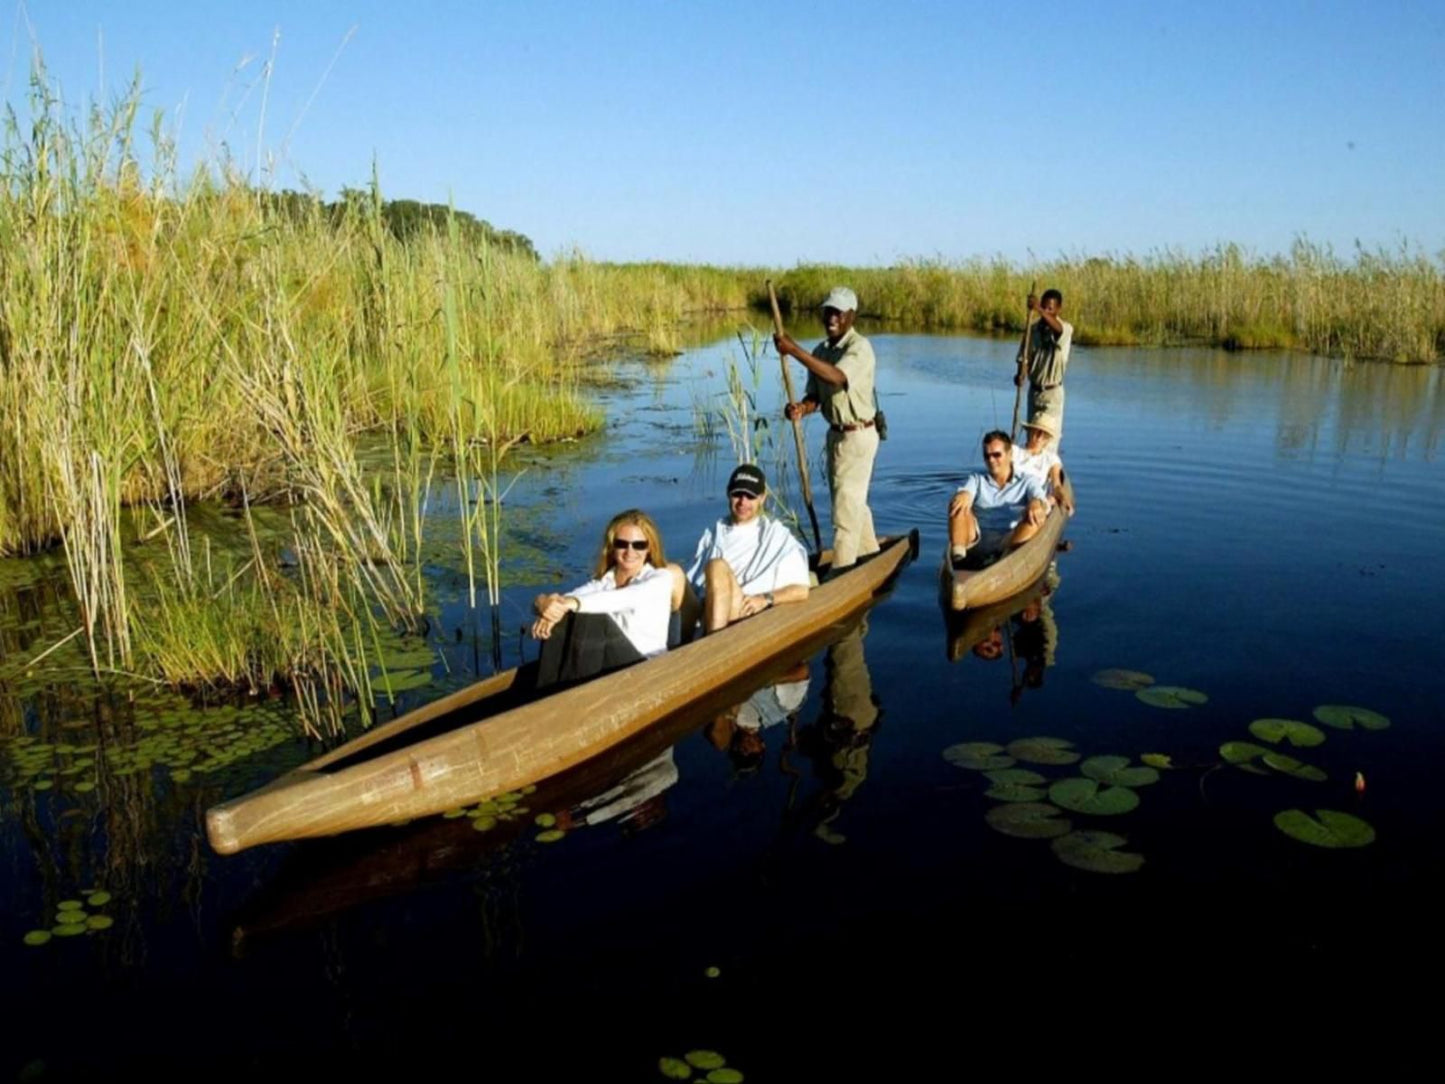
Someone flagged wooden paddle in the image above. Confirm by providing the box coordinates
[1010,279,1038,441]
[767,280,823,554]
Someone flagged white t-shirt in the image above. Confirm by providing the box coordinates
[570,563,673,657]
[1012,445,1061,489]
[685,516,811,597]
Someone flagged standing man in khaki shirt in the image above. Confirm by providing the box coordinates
[777,286,880,570]
[1016,287,1073,438]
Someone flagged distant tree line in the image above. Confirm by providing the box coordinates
[259,188,538,261]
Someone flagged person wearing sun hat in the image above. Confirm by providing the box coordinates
[776,286,881,571]
[1013,412,1073,515]
[680,464,811,635]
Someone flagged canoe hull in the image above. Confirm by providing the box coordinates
[206,530,918,854]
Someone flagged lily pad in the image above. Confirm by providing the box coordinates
[685,1052,727,1071]
[471,816,498,832]
[984,768,1048,786]
[1261,753,1327,782]
[1220,741,1269,764]
[659,1057,693,1080]
[985,802,1072,839]
[1136,686,1208,709]
[984,783,1050,803]
[1081,756,1160,787]
[535,813,557,828]
[442,808,468,819]
[379,669,435,693]
[707,1071,744,1084]
[535,829,566,843]
[23,930,52,946]
[1091,669,1155,690]
[1048,778,1141,816]
[86,915,114,930]
[1248,718,1326,748]
[85,891,111,907]
[57,900,84,912]
[1312,705,1390,732]
[1273,809,1375,848]
[1051,830,1146,874]
[51,923,87,937]
[1006,737,1081,766]
[943,742,1015,771]
[1140,753,1173,769]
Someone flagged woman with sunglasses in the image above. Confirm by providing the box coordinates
[531,509,677,686]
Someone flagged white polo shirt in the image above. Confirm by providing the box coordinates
[570,563,674,657]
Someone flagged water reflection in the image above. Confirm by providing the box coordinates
[942,566,1062,704]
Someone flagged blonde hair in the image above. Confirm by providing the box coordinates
[593,509,666,578]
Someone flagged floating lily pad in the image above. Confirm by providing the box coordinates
[32,780,53,791]
[379,669,435,693]
[1261,753,1327,782]
[1220,741,1269,764]
[943,742,1015,771]
[1006,737,1081,766]
[86,915,113,930]
[86,891,111,907]
[1248,718,1326,748]
[985,802,1072,839]
[984,783,1050,802]
[984,768,1048,786]
[707,1071,744,1084]
[1273,809,1375,848]
[1091,669,1155,690]
[1049,778,1141,816]
[51,923,87,937]
[1140,753,1173,769]
[1081,756,1160,787]
[73,781,96,793]
[471,816,497,832]
[22,930,51,946]
[442,808,468,819]
[1136,686,1208,709]
[1051,830,1146,874]
[57,900,84,912]
[659,1057,693,1080]
[705,966,721,979]
[535,829,566,843]
[535,813,557,828]
[685,1052,727,1071]
[1312,705,1390,731]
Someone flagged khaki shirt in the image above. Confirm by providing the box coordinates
[805,327,876,427]
[1023,319,1073,388]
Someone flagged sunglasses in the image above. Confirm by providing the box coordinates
[985,450,1007,460]
[729,491,760,501]
[612,538,650,551]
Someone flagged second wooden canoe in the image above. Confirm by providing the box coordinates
[939,479,1073,611]
[206,530,919,855]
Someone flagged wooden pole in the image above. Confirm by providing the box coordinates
[1010,279,1037,442]
[767,280,823,554]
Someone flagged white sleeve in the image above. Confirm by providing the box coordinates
[772,541,811,590]
[569,575,608,600]
[685,528,713,590]
[574,567,674,616]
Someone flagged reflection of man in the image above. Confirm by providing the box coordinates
[799,619,879,844]
[681,464,810,635]
[557,749,678,833]
[705,663,810,772]
[948,431,1048,570]
[778,286,881,571]
[1014,287,1073,437]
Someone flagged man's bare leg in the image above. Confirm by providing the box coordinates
[702,558,744,633]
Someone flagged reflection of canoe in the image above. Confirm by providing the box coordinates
[942,576,1049,662]
[938,479,1073,611]
[206,530,919,855]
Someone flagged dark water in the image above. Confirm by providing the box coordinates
[3,327,1443,1078]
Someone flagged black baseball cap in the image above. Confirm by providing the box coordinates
[727,464,766,498]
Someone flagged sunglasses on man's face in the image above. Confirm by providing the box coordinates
[730,491,760,501]
[985,450,1007,460]
[613,538,649,551]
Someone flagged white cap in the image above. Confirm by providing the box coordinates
[820,286,858,313]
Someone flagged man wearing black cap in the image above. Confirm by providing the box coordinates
[681,464,811,634]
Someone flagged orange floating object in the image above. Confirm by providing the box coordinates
[1354,771,1366,795]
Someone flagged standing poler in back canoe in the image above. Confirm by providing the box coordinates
[1016,287,1074,439]
[777,286,880,572]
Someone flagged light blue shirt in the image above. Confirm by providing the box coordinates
[957,470,1048,531]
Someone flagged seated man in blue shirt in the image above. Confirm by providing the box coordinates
[948,430,1049,570]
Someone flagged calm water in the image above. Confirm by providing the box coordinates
[3,326,1443,1077]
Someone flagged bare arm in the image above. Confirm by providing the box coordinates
[774,334,847,388]
[738,582,808,618]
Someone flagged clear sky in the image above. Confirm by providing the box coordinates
[9,0,1443,265]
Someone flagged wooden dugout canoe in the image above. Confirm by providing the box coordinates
[206,530,919,855]
[939,478,1074,612]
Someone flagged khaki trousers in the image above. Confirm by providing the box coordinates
[1027,384,1066,437]
[825,426,879,568]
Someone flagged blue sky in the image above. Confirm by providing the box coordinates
[9,0,1443,264]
